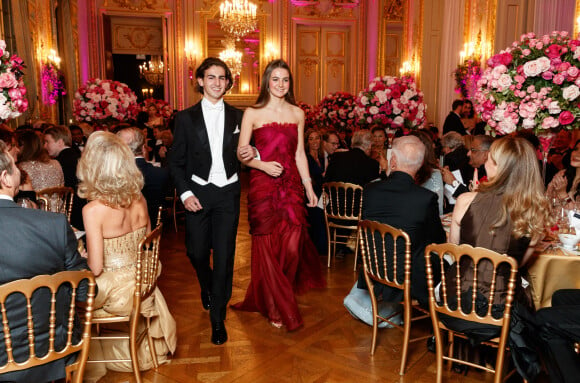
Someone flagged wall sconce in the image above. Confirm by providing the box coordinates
[142,87,154,98]
[264,42,279,63]
[399,54,419,77]
[47,49,61,68]
[185,42,199,81]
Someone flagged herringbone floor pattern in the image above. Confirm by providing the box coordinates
[95,173,502,383]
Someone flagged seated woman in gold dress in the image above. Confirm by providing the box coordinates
[77,131,176,380]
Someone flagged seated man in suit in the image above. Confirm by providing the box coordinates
[324,129,381,186]
[0,139,90,382]
[117,126,170,226]
[344,135,446,326]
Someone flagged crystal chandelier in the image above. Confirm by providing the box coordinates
[139,56,164,86]
[219,40,243,79]
[219,0,257,40]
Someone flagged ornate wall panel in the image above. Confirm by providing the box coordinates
[296,27,321,105]
[378,0,405,77]
[421,0,443,125]
[110,16,163,54]
[322,29,347,94]
[495,0,528,55]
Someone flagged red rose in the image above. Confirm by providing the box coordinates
[559,111,574,125]
[545,44,564,59]
[500,52,513,66]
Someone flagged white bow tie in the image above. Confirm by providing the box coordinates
[205,103,224,111]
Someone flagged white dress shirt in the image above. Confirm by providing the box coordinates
[180,98,238,202]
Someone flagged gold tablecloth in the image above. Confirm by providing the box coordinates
[528,246,580,308]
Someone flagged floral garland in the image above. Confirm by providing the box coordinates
[453,58,482,100]
[0,40,28,121]
[474,31,580,135]
[73,78,138,123]
[298,101,318,130]
[41,62,66,105]
[141,98,173,119]
[355,75,426,130]
[314,92,357,131]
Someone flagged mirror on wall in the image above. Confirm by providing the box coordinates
[205,17,262,96]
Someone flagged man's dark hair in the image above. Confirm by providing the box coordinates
[323,130,339,142]
[195,57,233,95]
[452,99,465,111]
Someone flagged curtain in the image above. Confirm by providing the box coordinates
[436,0,465,133]
[534,0,575,37]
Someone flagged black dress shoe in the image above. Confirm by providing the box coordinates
[211,321,228,345]
[201,290,211,310]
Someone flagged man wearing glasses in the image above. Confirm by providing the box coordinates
[321,130,340,171]
[442,135,494,204]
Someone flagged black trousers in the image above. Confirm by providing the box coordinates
[185,181,240,323]
[536,289,580,383]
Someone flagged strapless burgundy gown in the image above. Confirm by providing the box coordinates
[232,122,326,330]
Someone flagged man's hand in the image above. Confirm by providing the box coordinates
[441,166,457,185]
[238,145,256,161]
[184,195,203,212]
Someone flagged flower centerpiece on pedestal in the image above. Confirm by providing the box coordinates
[314,91,357,131]
[298,101,318,130]
[141,98,173,119]
[454,58,483,100]
[354,75,426,130]
[0,40,28,121]
[474,31,580,136]
[41,62,66,105]
[73,78,138,124]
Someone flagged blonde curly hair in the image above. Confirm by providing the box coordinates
[77,131,143,208]
[479,136,551,239]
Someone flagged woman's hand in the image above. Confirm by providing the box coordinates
[238,144,256,162]
[547,169,567,198]
[261,161,284,177]
[305,186,318,208]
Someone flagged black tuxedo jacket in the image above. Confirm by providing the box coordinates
[443,112,467,135]
[358,172,446,306]
[168,101,243,196]
[55,147,81,189]
[324,148,380,186]
[0,199,89,382]
[136,157,169,225]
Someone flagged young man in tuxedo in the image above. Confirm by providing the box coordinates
[169,57,254,345]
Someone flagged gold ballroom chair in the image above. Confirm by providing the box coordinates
[358,220,431,375]
[36,186,75,222]
[0,270,96,383]
[425,243,519,383]
[87,224,163,383]
[322,182,363,270]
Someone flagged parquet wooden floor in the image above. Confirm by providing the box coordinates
[95,173,510,383]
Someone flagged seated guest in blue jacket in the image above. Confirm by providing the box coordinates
[0,139,90,383]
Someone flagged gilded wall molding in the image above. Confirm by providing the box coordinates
[385,0,403,22]
[103,0,168,11]
[292,0,359,18]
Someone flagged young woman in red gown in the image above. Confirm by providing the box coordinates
[232,59,326,330]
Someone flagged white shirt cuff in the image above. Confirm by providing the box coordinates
[180,190,194,203]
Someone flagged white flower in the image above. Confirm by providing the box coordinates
[536,57,551,72]
[562,85,580,101]
[403,89,416,99]
[0,104,11,120]
[523,60,542,77]
[375,90,387,104]
[393,116,404,125]
[369,106,380,115]
[498,119,517,134]
[492,108,505,121]
[548,101,561,114]
[497,74,513,91]
[522,118,536,129]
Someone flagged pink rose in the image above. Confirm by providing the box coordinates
[553,74,565,84]
[542,71,554,80]
[559,111,574,125]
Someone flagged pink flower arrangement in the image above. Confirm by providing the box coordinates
[73,78,138,123]
[354,75,426,130]
[41,62,66,105]
[474,31,580,135]
[0,40,28,121]
[453,59,483,100]
[141,98,173,119]
[314,92,357,131]
[297,101,318,130]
